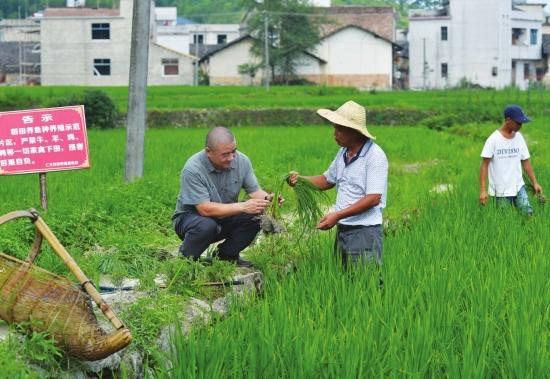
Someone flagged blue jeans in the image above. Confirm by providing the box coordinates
[495,185,533,216]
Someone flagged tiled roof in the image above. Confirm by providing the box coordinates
[42,7,120,18]
[319,6,396,42]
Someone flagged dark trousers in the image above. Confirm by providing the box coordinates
[334,224,383,268]
[174,212,261,260]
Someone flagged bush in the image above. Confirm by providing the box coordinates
[421,113,461,130]
[53,89,119,129]
[0,92,38,111]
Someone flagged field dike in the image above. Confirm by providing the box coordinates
[144,108,435,128]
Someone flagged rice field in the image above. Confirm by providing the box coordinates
[0,101,549,377]
[2,85,550,115]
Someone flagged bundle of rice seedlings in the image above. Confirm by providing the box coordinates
[523,173,546,205]
[265,174,329,233]
[292,176,329,229]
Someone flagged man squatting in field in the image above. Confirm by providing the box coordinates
[288,101,389,270]
[480,105,543,215]
[172,126,273,268]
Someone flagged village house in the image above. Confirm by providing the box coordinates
[0,19,41,85]
[40,0,195,86]
[408,0,544,90]
[153,7,240,58]
[200,5,398,89]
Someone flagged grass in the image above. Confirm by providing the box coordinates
[165,184,550,378]
[0,110,548,376]
[2,85,550,117]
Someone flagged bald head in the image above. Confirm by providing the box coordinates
[205,126,235,151]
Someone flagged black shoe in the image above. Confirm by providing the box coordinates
[217,254,254,268]
[235,258,254,268]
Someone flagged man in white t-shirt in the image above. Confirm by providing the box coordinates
[480,105,543,215]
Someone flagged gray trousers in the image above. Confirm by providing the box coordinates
[173,212,261,260]
[334,224,383,268]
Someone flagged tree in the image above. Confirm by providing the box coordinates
[244,0,324,85]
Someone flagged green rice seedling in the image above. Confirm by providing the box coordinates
[291,176,330,230]
[266,174,329,231]
[523,173,547,205]
[265,174,288,222]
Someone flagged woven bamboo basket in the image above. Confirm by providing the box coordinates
[0,210,132,361]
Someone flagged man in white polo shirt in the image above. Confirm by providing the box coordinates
[480,105,543,215]
[288,101,388,269]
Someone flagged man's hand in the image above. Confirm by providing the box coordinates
[241,198,270,215]
[287,171,299,187]
[480,191,489,205]
[265,193,284,206]
[533,183,543,194]
[316,212,340,230]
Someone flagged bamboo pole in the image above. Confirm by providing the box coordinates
[32,215,126,330]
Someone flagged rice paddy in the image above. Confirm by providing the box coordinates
[0,91,549,377]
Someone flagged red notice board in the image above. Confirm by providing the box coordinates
[0,105,90,175]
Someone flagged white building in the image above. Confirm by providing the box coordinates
[201,25,394,89]
[309,0,331,6]
[40,0,195,86]
[156,22,240,56]
[408,0,543,90]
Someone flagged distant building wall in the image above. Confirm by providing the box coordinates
[409,0,542,90]
[316,26,393,88]
[207,38,261,85]
[148,44,194,85]
[40,5,130,85]
[40,0,195,86]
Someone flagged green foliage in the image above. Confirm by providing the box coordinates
[245,0,324,84]
[17,325,63,370]
[421,113,460,130]
[238,63,261,85]
[1,92,549,376]
[120,293,184,358]
[162,258,236,297]
[53,90,119,129]
[291,176,329,229]
[167,185,550,377]
[0,92,38,112]
[80,89,120,129]
[0,337,38,379]
[0,324,63,378]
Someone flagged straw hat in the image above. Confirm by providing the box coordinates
[317,101,375,140]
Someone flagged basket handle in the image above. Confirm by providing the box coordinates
[0,209,43,264]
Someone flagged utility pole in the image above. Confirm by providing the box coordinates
[422,38,427,90]
[125,0,151,182]
[264,11,270,91]
[18,5,22,85]
[194,31,199,86]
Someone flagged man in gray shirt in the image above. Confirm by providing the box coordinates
[173,126,271,267]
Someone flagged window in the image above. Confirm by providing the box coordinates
[524,63,531,80]
[193,34,204,44]
[441,26,448,41]
[93,58,111,76]
[512,28,526,45]
[91,23,110,40]
[217,34,227,44]
[492,66,498,77]
[530,29,538,45]
[162,58,179,76]
[441,63,448,78]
